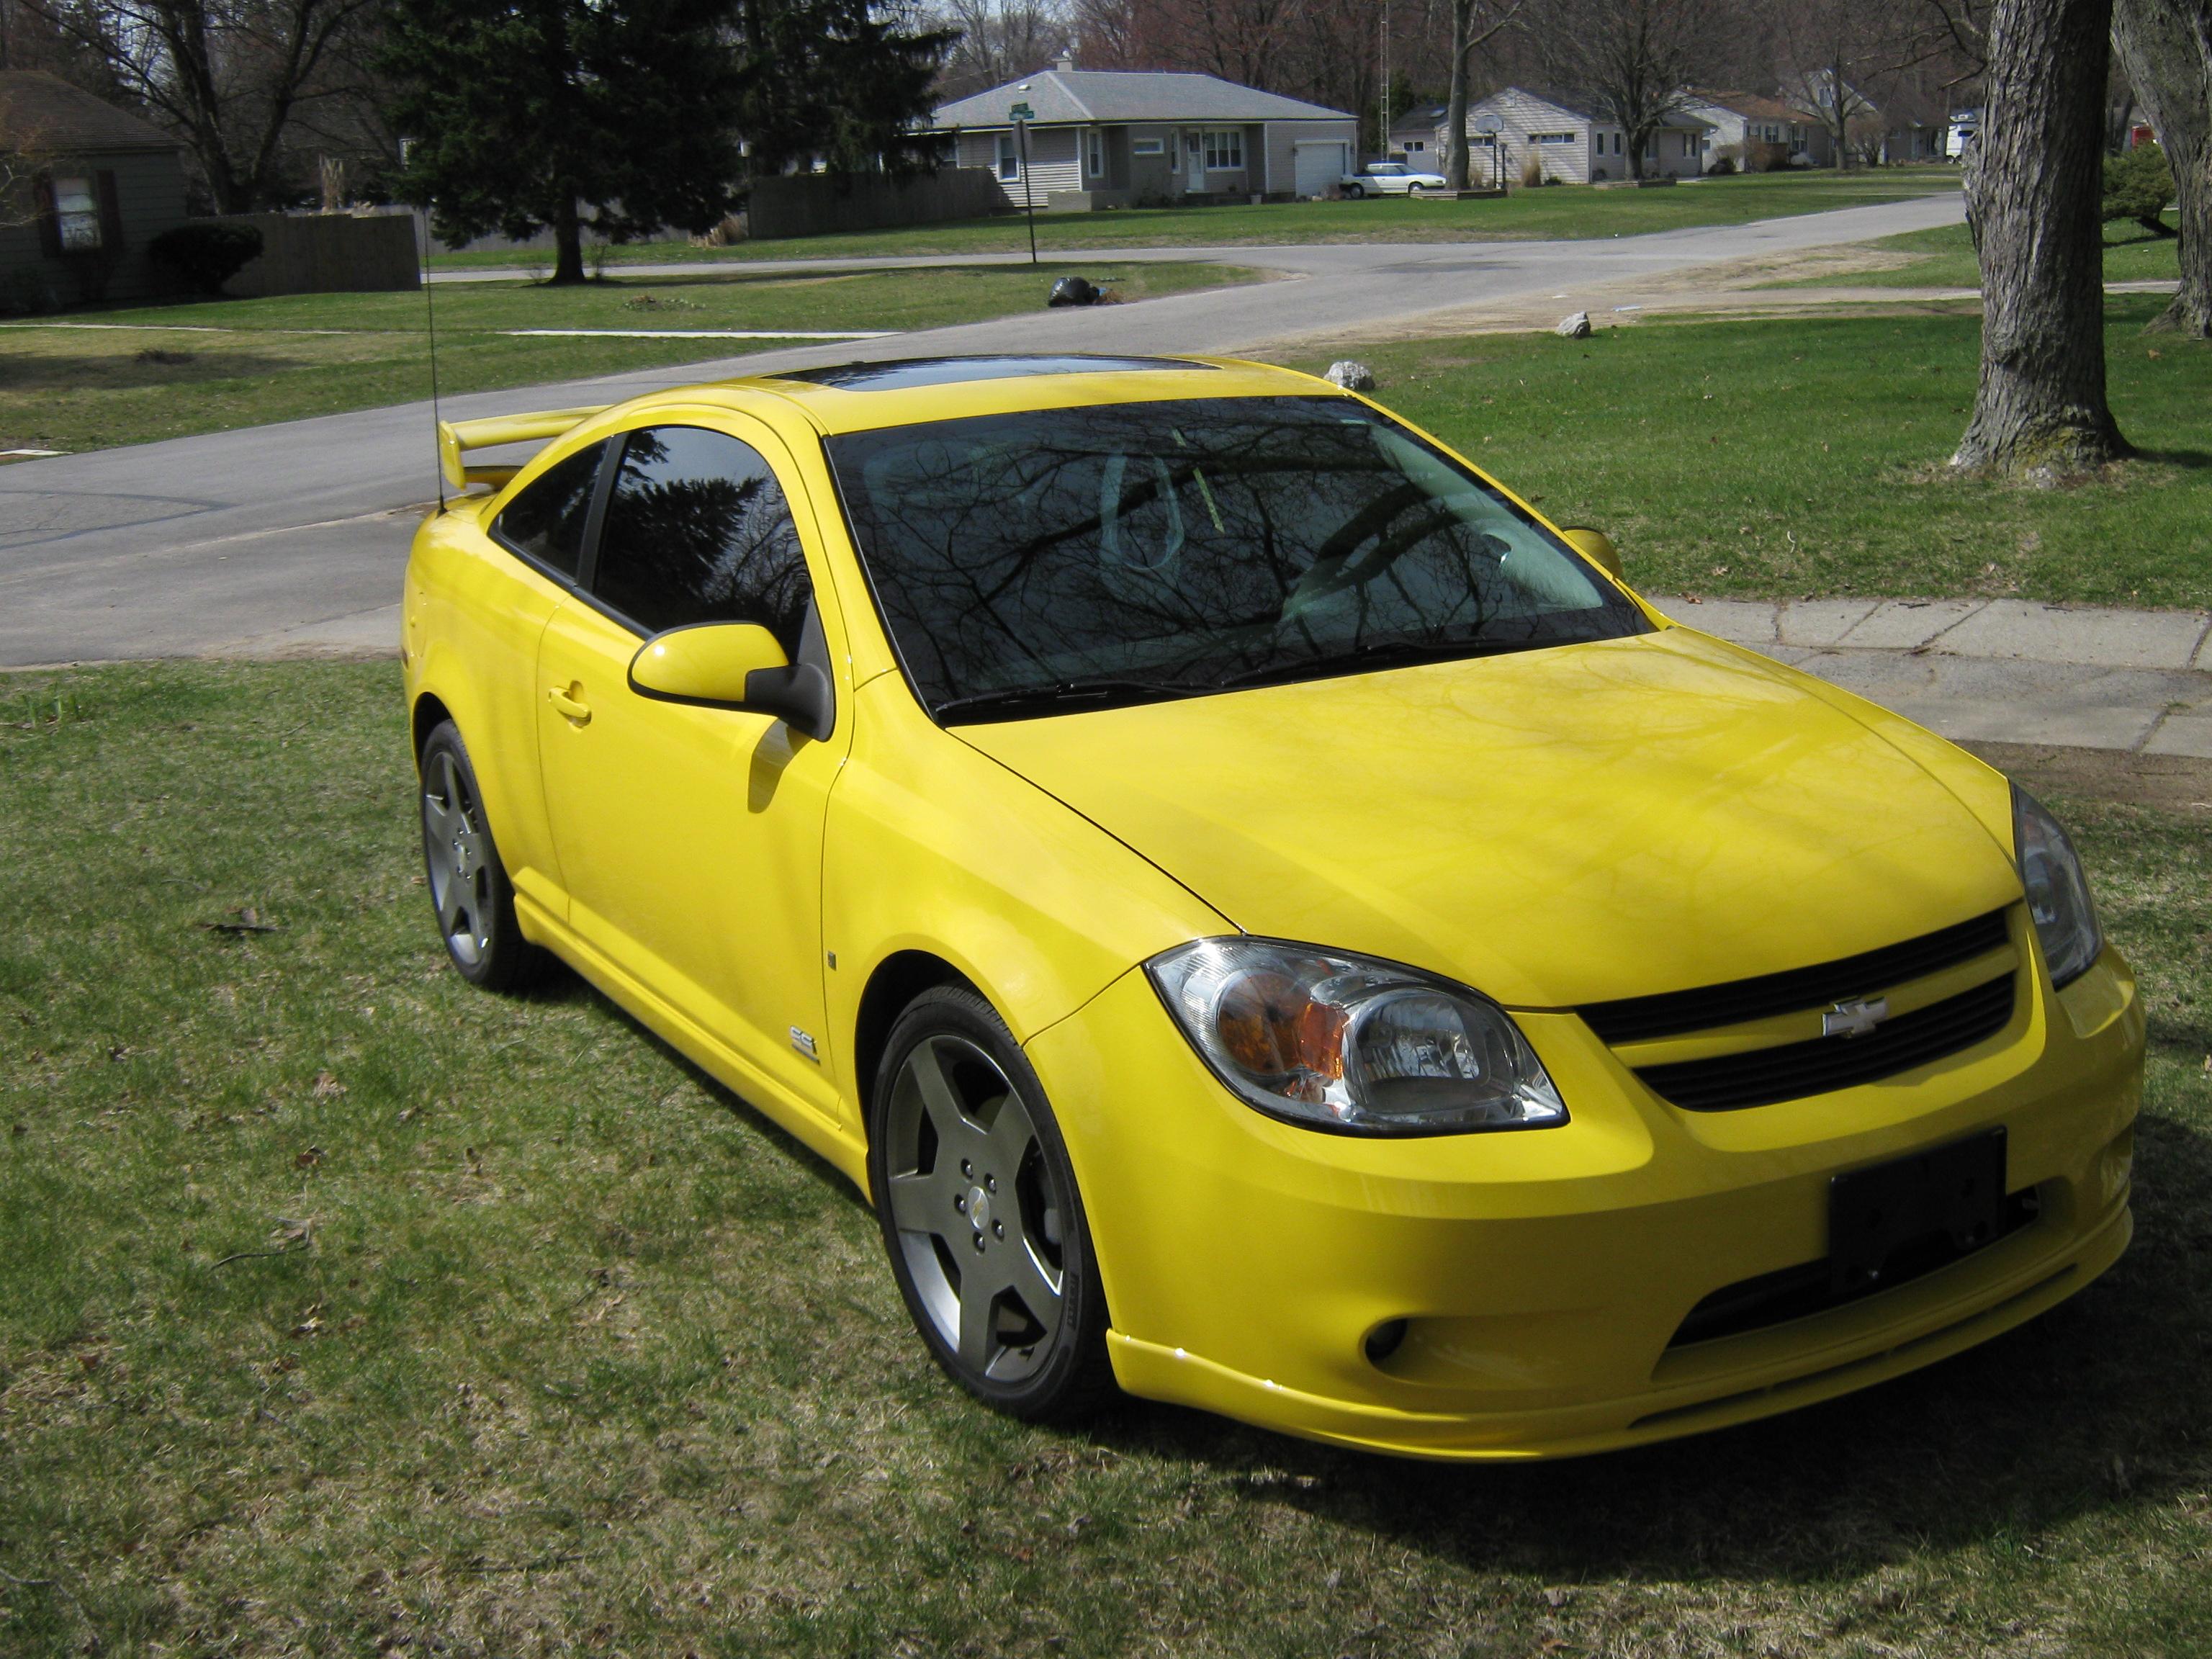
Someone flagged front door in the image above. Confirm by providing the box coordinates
[1183,131,1207,194]
[534,417,851,1120]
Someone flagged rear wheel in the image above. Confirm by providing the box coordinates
[418,720,548,992]
[869,986,1116,1421]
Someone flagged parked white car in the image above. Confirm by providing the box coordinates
[1341,161,1448,197]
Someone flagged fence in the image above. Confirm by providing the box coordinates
[222,211,420,297]
[747,169,1008,241]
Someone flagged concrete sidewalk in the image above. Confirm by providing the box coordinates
[1655,594,2212,758]
[196,589,2212,762]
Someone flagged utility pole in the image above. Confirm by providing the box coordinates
[1011,90,1038,265]
[1378,4,1390,160]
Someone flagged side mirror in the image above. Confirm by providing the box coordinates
[1559,526,1624,580]
[628,622,834,741]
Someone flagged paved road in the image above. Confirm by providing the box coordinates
[0,194,1966,667]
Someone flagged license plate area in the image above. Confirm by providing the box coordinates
[1829,1128,2007,1298]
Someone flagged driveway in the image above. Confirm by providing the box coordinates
[0,193,1964,667]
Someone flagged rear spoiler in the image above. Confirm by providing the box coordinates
[437,405,608,493]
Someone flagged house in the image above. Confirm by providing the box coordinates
[1784,71,1946,166]
[1,71,192,310]
[1441,88,1712,186]
[1388,104,1449,165]
[932,60,1359,208]
[1682,91,1820,169]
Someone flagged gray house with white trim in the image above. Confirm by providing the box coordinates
[932,63,1359,209]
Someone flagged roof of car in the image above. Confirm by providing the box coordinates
[678,354,1346,436]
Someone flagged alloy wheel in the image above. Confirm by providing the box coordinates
[883,1033,1069,1383]
[421,746,494,968]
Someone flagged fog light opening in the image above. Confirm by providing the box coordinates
[1363,1318,1408,1367]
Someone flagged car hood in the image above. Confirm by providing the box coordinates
[954,627,2021,1009]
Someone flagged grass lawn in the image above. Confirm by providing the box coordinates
[0,261,1251,453]
[2,660,2209,1656]
[428,168,1964,268]
[1765,217,2184,291]
[1283,292,2212,608]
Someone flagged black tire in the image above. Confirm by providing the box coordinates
[868,985,1117,1421]
[1344,182,1366,199]
[416,719,549,992]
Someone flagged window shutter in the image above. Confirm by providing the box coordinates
[34,174,63,258]
[96,170,125,251]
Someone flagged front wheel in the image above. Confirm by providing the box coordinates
[1344,183,1366,199]
[417,720,549,992]
[1405,181,1424,194]
[869,986,1116,1421]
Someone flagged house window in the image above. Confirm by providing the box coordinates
[1202,128,1244,171]
[1406,140,1423,152]
[996,133,1020,182]
[1132,137,1164,156]
[52,175,102,251]
[1614,133,1622,154]
[1535,132,1572,145]
[1086,130,1104,179]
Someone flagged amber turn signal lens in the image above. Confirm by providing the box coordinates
[1215,970,1347,1083]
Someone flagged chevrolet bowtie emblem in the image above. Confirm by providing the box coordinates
[1822,997,1890,1038]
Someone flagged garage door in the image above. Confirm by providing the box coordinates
[1294,140,1346,197]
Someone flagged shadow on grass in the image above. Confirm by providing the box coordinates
[518,956,2209,1588]
[1073,1108,2212,1588]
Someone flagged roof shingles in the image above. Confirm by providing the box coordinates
[935,69,1350,129]
[0,71,181,154]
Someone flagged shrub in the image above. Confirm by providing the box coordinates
[148,221,266,296]
[2103,143,2177,237]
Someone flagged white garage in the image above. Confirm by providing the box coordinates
[1293,139,1352,198]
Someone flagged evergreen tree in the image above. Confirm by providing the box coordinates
[733,0,954,179]
[382,0,749,284]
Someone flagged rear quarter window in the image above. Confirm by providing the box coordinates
[492,441,606,580]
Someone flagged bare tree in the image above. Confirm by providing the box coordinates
[1775,0,1896,168]
[933,0,1071,99]
[1533,0,1725,181]
[23,0,385,211]
[2111,0,2211,335]
[1440,0,1524,189]
[1952,0,2129,473]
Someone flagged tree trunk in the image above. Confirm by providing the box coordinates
[549,195,586,285]
[1953,0,2130,475]
[1444,0,1472,192]
[2112,0,2212,336]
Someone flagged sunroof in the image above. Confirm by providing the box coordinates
[767,355,1217,391]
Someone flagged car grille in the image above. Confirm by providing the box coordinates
[1579,909,2011,1044]
[1578,908,2019,1112]
[1631,976,2017,1111]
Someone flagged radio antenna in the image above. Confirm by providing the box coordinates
[422,212,446,512]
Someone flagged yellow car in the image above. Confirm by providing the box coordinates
[403,354,2141,1459]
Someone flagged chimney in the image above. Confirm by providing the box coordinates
[1055,49,1074,71]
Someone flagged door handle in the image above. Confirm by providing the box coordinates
[547,684,592,725]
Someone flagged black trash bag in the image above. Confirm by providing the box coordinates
[1048,275,1100,307]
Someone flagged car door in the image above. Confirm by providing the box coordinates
[418,437,611,919]
[534,417,851,1121]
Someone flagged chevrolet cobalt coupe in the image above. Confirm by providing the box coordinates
[403,354,2140,1458]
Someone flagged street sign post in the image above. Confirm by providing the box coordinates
[1010,101,1039,266]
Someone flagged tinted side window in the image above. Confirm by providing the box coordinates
[593,426,811,650]
[492,441,604,580]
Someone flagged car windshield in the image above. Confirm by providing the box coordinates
[826,396,1648,722]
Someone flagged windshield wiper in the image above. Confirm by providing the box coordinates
[1211,634,1555,692]
[932,677,1197,724]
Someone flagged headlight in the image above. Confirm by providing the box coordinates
[2014,786,2102,989]
[1146,938,1568,1135]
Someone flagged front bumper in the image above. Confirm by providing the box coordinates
[1022,943,2142,1460]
